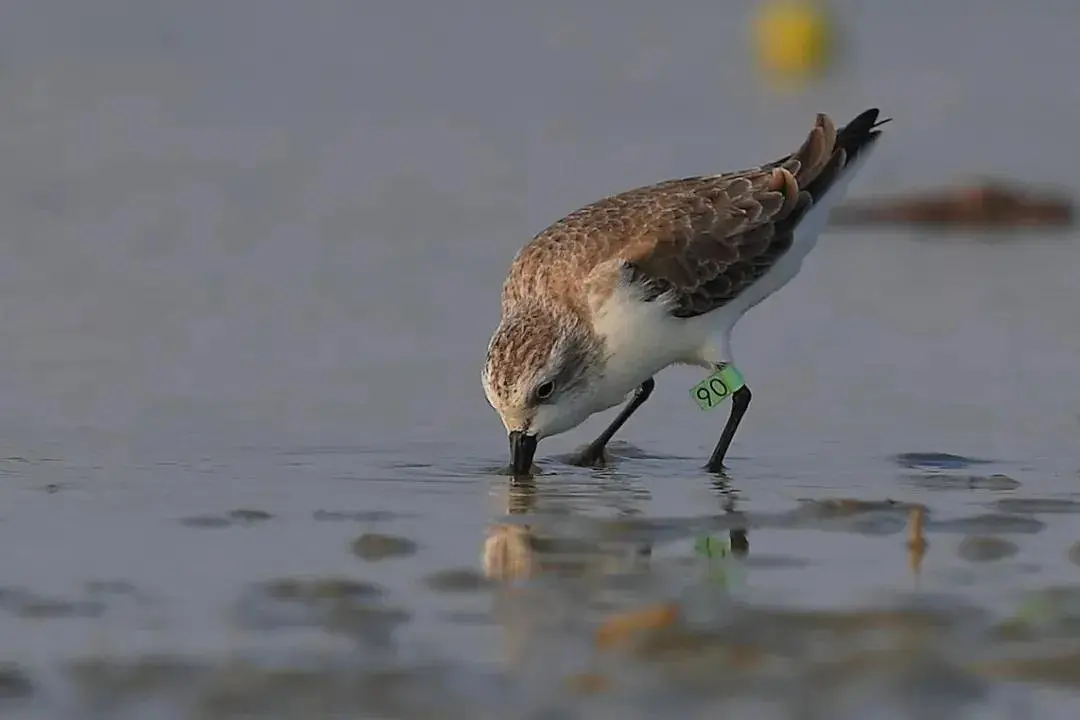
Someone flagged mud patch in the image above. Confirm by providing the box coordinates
[927,514,1045,535]
[0,586,105,620]
[781,498,923,535]
[901,473,1020,491]
[993,498,1080,515]
[422,568,491,594]
[351,533,419,561]
[0,663,33,701]
[179,509,274,528]
[892,453,993,470]
[313,510,405,523]
[957,536,1019,563]
[232,576,409,642]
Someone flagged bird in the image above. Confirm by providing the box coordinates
[481,108,889,477]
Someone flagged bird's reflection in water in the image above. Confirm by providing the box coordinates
[481,472,750,581]
[481,480,539,581]
[479,473,935,697]
[481,472,751,677]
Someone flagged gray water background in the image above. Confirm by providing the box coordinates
[0,1,1079,717]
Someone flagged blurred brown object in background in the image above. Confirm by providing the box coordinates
[830,180,1074,230]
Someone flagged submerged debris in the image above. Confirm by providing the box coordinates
[595,603,680,650]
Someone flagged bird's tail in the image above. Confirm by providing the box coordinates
[768,108,889,241]
[776,108,889,204]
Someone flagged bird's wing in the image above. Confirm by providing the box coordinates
[615,108,887,318]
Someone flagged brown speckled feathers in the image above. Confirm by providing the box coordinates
[502,109,888,319]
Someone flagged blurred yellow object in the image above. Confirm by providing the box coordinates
[752,0,834,78]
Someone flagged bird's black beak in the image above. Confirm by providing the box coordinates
[508,430,538,477]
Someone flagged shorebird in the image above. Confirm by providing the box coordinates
[482,108,889,477]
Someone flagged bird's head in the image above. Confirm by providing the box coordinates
[481,305,602,476]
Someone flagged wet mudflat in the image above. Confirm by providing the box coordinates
[2,1,1080,718]
[3,445,1080,719]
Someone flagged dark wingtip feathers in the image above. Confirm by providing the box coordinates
[836,108,890,154]
[798,107,887,202]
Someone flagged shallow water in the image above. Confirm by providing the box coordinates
[1,1,1080,718]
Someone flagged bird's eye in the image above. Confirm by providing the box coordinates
[535,381,555,401]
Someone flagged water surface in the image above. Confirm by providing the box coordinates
[0,1,1079,717]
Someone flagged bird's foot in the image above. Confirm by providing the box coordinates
[569,446,610,468]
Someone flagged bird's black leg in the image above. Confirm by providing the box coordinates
[706,382,752,473]
[572,378,655,467]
